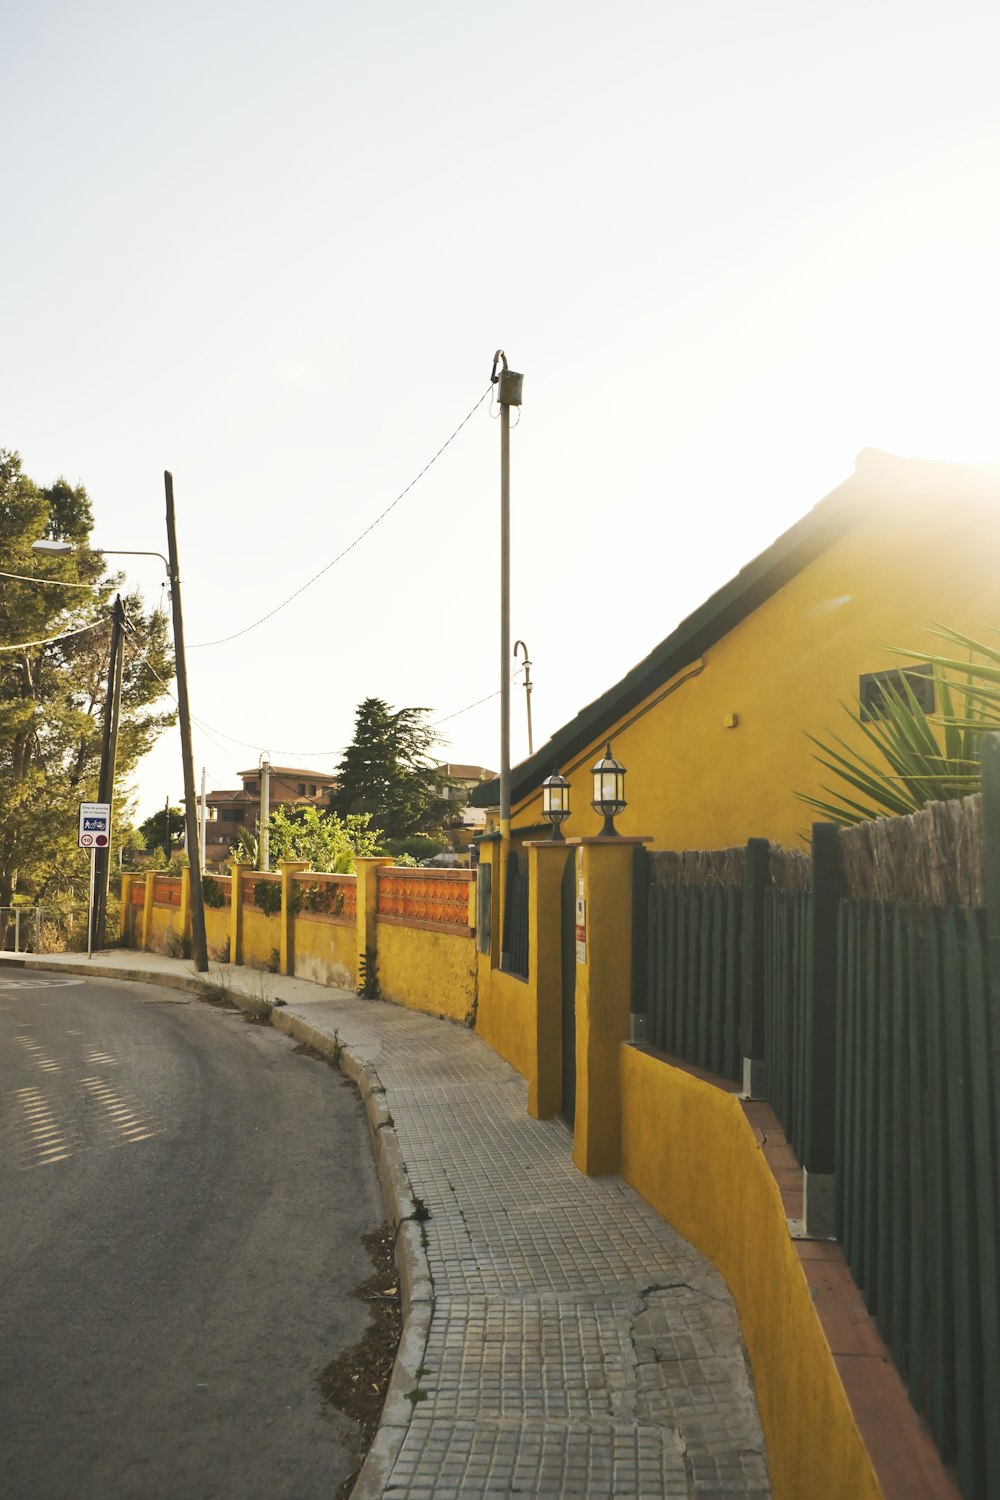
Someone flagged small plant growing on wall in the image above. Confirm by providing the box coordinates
[202,876,226,909]
[253,881,282,916]
[357,948,379,1000]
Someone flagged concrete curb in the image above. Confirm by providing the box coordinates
[9,957,429,1500]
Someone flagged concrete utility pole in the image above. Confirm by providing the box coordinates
[164,472,209,973]
[199,767,207,871]
[491,351,523,968]
[93,594,126,950]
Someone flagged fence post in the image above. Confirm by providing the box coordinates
[279,861,310,977]
[630,845,649,1042]
[179,866,192,950]
[802,821,841,1237]
[120,875,136,944]
[571,835,652,1177]
[524,840,571,1119]
[229,861,244,967]
[741,838,770,1097]
[355,858,393,996]
[141,871,156,952]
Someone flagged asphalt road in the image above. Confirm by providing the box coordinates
[0,973,386,1500]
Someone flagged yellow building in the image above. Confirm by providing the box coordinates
[472,449,1000,849]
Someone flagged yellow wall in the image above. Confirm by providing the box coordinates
[148,904,182,953]
[294,916,356,990]
[242,906,281,969]
[620,1045,881,1500]
[513,484,1000,849]
[375,921,476,1023]
[475,964,533,1081]
[204,906,230,960]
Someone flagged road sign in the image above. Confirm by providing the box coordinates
[79,802,111,850]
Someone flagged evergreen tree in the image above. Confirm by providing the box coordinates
[332,698,452,839]
[0,449,176,907]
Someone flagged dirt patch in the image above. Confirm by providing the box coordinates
[197,987,239,1010]
[319,1223,402,1499]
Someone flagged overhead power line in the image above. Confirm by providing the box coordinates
[190,385,492,651]
[0,616,109,653]
[0,568,103,590]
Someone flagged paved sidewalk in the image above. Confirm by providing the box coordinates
[1,950,771,1499]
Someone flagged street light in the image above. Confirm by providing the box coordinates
[32,540,170,575]
[591,742,627,836]
[541,768,571,840]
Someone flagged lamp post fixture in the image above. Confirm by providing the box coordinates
[591,742,627,836]
[541,768,571,840]
[513,639,534,756]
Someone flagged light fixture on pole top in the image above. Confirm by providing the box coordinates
[541,766,571,840]
[591,742,627,836]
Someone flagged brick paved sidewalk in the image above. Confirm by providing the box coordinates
[1,952,771,1498]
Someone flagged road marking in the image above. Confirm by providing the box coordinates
[0,977,86,990]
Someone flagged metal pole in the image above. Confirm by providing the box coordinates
[94,594,126,949]
[200,766,207,870]
[87,848,95,961]
[164,471,209,972]
[260,755,270,871]
[14,908,20,954]
[514,640,534,757]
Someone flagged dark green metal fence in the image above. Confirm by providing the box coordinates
[646,882,743,1079]
[501,851,529,980]
[836,899,1000,1499]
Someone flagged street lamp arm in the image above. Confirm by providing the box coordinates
[98,548,172,579]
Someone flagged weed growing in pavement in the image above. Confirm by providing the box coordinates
[409,1196,431,1223]
[331,1028,343,1066]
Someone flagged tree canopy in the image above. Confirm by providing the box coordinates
[0,449,176,905]
[332,698,451,839]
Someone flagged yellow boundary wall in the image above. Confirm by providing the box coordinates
[375,922,476,1022]
[294,916,356,990]
[619,1045,881,1500]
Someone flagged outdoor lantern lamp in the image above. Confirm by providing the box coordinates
[591,742,627,836]
[541,768,571,840]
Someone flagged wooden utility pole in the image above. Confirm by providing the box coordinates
[93,594,126,950]
[164,471,208,972]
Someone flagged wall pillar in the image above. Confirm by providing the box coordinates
[179,866,192,947]
[229,861,244,966]
[571,836,651,1176]
[279,860,310,977]
[141,871,156,952]
[119,874,137,944]
[355,857,393,995]
[525,840,571,1119]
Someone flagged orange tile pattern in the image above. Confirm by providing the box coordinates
[130,882,146,906]
[377,870,473,929]
[295,874,357,921]
[152,877,180,907]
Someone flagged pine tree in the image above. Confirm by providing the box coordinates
[0,449,176,908]
[332,698,452,839]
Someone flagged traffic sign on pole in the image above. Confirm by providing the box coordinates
[79,802,112,849]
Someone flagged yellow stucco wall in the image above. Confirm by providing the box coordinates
[513,483,1000,849]
[204,906,230,960]
[242,907,281,970]
[293,916,355,990]
[148,904,182,954]
[620,1045,881,1500]
[375,921,476,1023]
[475,963,534,1080]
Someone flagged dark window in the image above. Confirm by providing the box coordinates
[859,663,934,722]
[298,782,306,795]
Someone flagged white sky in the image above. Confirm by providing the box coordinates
[4,0,1000,822]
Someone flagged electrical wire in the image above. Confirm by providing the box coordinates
[190,385,493,650]
[0,568,103,590]
[0,616,109,653]
[432,689,502,726]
